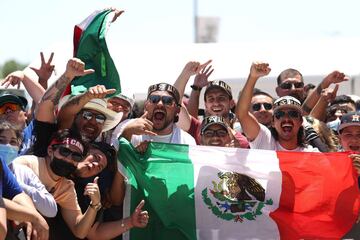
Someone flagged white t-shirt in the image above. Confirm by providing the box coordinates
[250,124,319,152]
[130,125,196,147]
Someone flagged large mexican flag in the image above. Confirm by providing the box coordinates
[118,139,360,239]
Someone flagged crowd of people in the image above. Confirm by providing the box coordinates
[0,12,360,240]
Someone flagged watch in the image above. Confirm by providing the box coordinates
[190,85,202,91]
[90,202,102,211]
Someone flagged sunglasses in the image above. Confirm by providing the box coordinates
[203,129,228,138]
[0,103,22,114]
[148,95,175,106]
[252,102,273,111]
[274,110,301,120]
[81,110,106,124]
[56,146,84,162]
[279,82,304,90]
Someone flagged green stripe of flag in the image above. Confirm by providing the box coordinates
[72,9,121,96]
[118,139,197,240]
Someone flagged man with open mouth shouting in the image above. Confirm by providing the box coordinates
[236,62,319,152]
[122,83,196,152]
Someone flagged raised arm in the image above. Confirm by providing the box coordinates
[187,64,214,118]
[235,62,271,141]
[309,84,339,121]
[173,60,211,131]
[35,58,95,123]
[57,85,115,129]
[1,70,45,104]
[61,177,101,239]
[302,71,348,115]
[173,60,211,100]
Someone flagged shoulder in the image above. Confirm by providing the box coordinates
[13,155,40,172]
[175,126,197,145]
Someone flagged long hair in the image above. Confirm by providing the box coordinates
[305,116,339,152]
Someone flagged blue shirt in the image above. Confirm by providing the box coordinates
[1,157,22,199]
[19,120,34,155]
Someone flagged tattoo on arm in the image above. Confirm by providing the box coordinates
[64,95,81,107]
[41,75,71,104]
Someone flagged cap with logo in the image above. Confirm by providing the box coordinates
[147,83,180,105]
[204,80,232,100]
[338,111,360,132]
[201,115,229,134]
[273,96,302,113]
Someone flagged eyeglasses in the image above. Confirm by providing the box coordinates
[81,110,106,124]
[274,110,301,120]
[0,103,22,114]
[148,95,175,106]
[203,129,228,138]
[252,102,273,111]
[56,146,83,162]
[279,82,304,90]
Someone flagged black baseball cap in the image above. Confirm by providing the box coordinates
[204,80,233,100]
[201,116,229,134]
[0,91,28,111]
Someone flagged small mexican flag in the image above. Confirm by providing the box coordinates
[118,139,360,240]
[63,9,121,97]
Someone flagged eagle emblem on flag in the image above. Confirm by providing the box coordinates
[202,171,273,222]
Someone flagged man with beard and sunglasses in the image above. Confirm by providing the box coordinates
[13,129,103,239]
[122,83,195,151]
[236,62,318,152]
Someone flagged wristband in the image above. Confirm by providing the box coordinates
[190,85,202,91]
[90,201,102,211]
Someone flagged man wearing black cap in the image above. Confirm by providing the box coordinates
[236,62,318,152]
[122,83,196,148]
[200,116,233,147]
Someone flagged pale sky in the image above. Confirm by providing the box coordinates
[1,0,360,65]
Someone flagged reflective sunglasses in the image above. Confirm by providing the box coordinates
[274,110,301,120]
[203,129,228,138]
[279,82,304,90]
[252,102,273,111]
[81,110,106,124]
[56,146,84,162]
[148,95,175,106]
[0,103,22,114]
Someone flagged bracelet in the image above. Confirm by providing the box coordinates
[190,85,202,91]
[89,201,102,211]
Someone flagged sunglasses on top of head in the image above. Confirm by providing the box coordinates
[81,110,106,124]
[54,146,84,162]
[148,95,175,106]
[252,102,273,111]
[0,103,22,114]
[274,110,301,120]
[279,82,304,90]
